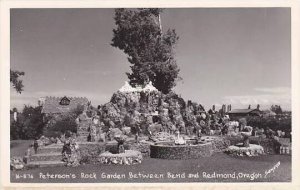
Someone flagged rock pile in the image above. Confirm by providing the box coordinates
[36,136,52,147]
[225,143,264,156]
[96,81,206,137]
[10,157,25,170]
[76,109,103,142]
[98,150,143,165]
[149,132,176,142]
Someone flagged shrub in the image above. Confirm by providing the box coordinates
[10,105,45,140]
[246,116,291,132]
[239,118,247,126]
[79,143,106,164]
[42,130,62,138]
[43,114,77,138]
[10,120,23,140]
[71,104,85,117]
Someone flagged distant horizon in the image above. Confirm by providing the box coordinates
[10,8,291,111]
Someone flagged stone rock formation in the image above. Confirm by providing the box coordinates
[96,81,206,137]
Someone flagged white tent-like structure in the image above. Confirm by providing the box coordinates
[118,81,136,93]
[118,81,158,93]
[142,81,158,92]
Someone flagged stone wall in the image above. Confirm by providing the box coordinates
[150,143,213,159]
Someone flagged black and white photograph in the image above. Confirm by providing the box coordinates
[1,1,299,188]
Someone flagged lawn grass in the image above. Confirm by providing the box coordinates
[10,140,33,157]
[10,139,291,183]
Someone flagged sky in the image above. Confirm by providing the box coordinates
[10,8,291,111]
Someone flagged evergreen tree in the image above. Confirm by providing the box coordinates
[10,105,45,140]
[10,69,25,93]
[111,8,181,94]
[271,105,283,114]
[257,104,260,110]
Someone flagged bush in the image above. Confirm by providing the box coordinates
[239,118,247,126]
[79,143,106,164]
[42,130,62,138]
[10,106,45,140]
[246,116,291,132]
[43,114,77,138]
[10,120,23,140]
[71,104,85,117]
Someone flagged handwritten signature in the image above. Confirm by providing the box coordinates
[264,161,280,178]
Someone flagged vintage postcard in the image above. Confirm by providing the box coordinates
[1,0,300,189]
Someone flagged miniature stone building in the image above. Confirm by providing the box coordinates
[39,96,89,126]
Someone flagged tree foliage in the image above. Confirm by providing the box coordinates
[111,8,181,94]
[10,104,84,139]
[43,106,83,138]
[246,116,291,132]
[10,69,25,93]
[10,105,45,140]
[270,105,283,114]
[43,114,78,138]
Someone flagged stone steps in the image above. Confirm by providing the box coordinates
[78,135,89,137]
[77,135,88,137]
[77,138,88,142]
[29,152,62,162]
[78,132,89,136]
[78,125,89,127]
[27,160,66,168]
[77,130,89,134]
[78,131,89,133]
[38,145,63,154]
[77,134,89,137]
[77,134,89,136]
[78,126,89,129]
[42,143,64,147]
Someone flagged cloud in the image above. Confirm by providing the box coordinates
[222,87,291,110]
[254,87,291,94]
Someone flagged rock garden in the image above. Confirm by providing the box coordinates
[10,82,291,171]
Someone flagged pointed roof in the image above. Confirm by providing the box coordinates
[41,96,89,114]
[143,81,158,92]
[118,81,136,93]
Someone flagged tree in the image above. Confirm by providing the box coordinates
[111,8,181,94]
[43,106,83,138]
[270,105,283,114]
[257,104,260,110]
[21,105,45,139]
[212,105,215,111]
[10,108,23,140]
[10,105,45,140]
[10,69,25,93]
[43,114,78,138]
[71,104,85,117]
